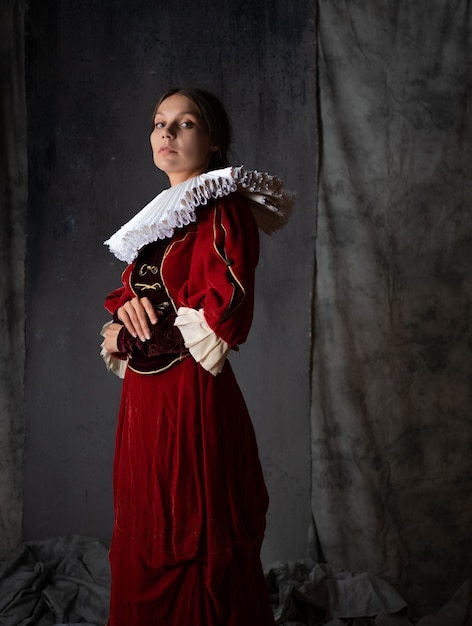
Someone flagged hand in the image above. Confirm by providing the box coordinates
[117,296,158,342]
[103,323,124,354]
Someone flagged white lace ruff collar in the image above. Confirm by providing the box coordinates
[104,166,295,263]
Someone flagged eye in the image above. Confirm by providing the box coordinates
[180,121,195,128]
[154,121,165,129]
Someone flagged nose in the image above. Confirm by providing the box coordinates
[162,124,175,139]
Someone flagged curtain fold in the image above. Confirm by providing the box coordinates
[0,0,27,558]
[311,0,472,613]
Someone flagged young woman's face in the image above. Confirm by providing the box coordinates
[150,94,218,186]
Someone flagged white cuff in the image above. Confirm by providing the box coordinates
[174,307,230,376]
[100,321,128,379]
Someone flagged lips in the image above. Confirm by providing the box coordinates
[159,146,177,153]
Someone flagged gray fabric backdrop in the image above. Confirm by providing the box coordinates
[21,0,315,569]
[311,0,472,613]
[0,0,27,558]
[1,0,472,619]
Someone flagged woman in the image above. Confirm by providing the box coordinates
[101,88,293,625]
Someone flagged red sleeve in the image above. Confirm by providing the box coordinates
[104,265,134,315]
[178,193,259,348]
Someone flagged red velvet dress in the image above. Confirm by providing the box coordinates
[104,193,276,625]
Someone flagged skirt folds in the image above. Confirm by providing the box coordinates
[108,357,275,626]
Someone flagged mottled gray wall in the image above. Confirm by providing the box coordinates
[24,0,316,565]
[0,0,27,557]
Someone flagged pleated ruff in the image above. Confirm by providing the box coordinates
[108,357,275,626]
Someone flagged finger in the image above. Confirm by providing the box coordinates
[117,305,138,338]
[104,337,114,353]
[118,301,148,339]
[106,323,123,333]
[130,298,152,340]
[141,297,158,325]
[104,329,119,353]
[119,298,151,341]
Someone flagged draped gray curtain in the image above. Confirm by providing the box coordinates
[0,0,27,558]
[311,0,472,612]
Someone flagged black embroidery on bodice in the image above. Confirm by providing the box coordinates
[131,241,172,319]
[121,241,189,374]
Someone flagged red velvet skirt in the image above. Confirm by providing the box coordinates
[108,357,275,625]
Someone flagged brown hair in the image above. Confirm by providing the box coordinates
[151,88,231,171]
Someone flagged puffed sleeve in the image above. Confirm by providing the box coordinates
[100,265,135,378]
[104,265,134,316]
[174,193,259,374]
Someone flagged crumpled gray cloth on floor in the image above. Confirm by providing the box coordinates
[265,559,471,625]
[266,559,406,624]
[2,537,470,626]
[0,535,109,626]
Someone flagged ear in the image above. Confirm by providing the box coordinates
[209,142,219,153]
